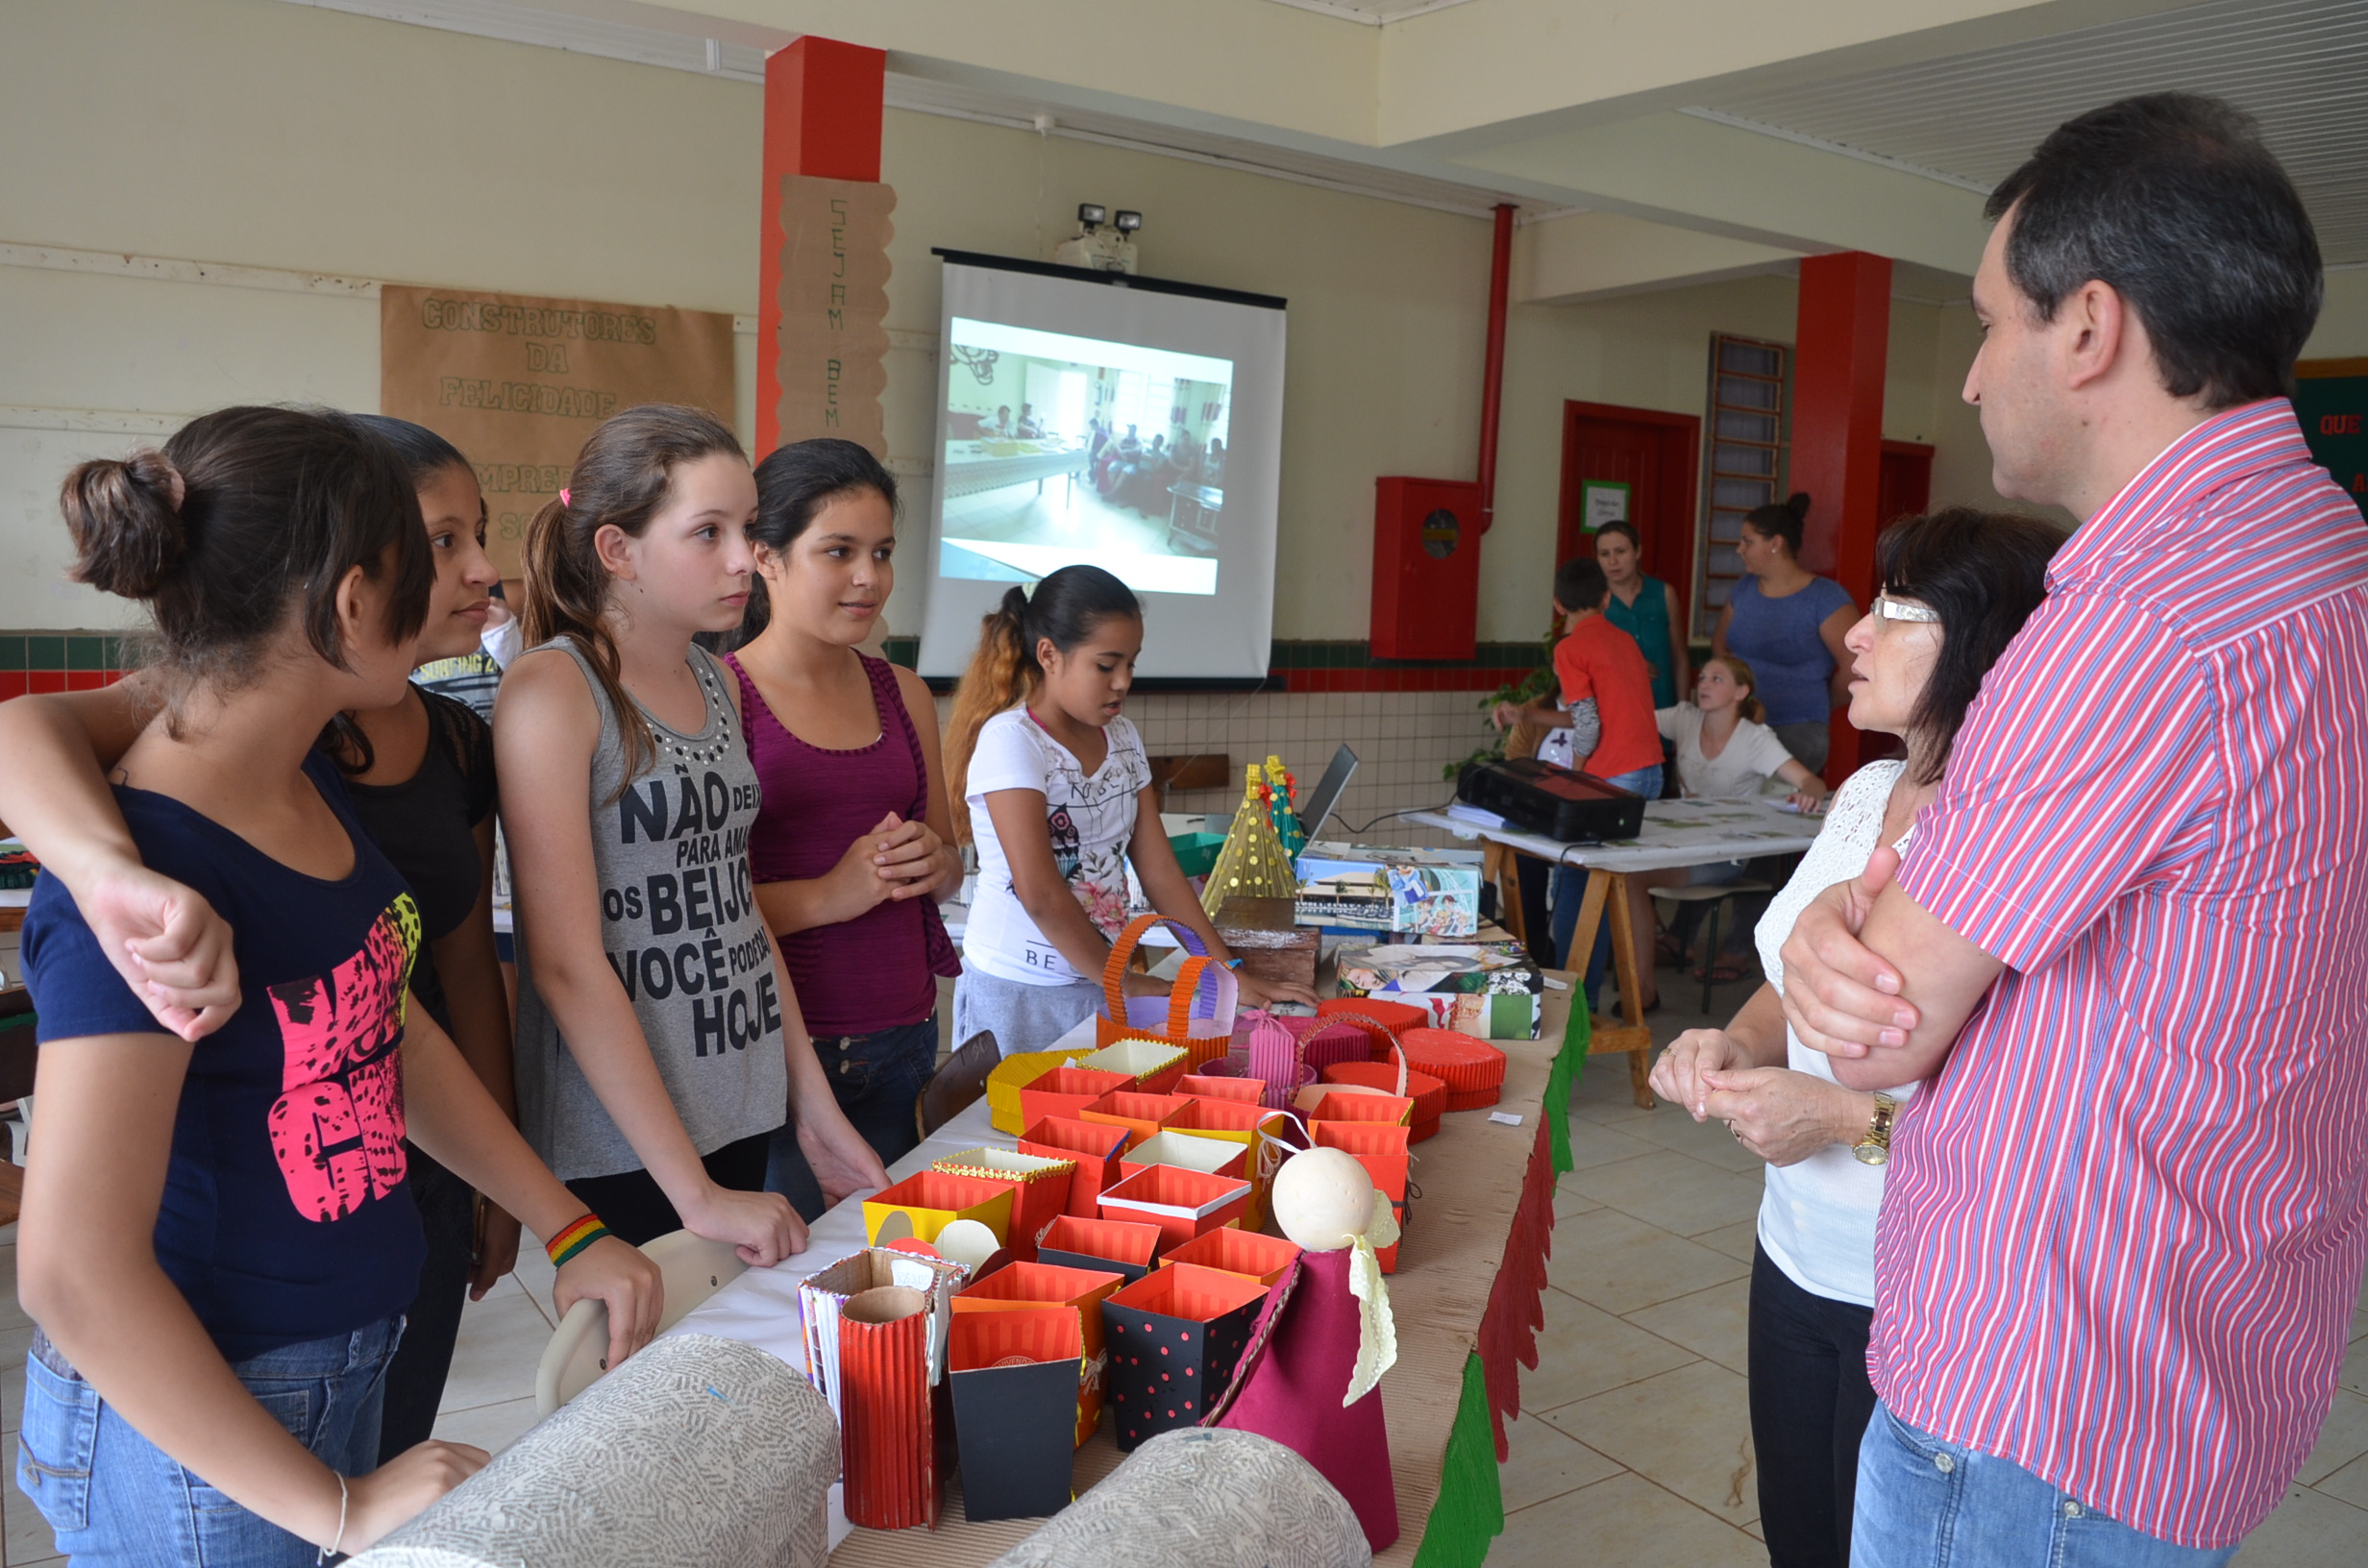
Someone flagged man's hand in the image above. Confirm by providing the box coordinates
[1778,846,1918,1060]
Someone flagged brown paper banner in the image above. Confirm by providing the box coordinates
[774,175,895,455]
[380,285,735,577]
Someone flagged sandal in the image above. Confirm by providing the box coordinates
[1697,957,1751,986]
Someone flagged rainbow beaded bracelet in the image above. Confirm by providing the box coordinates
[547,1213,611,1268]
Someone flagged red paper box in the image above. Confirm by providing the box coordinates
[1098,1163,1251,1250]
[1100,1262,1270,1451]
[1017,1066,1133,1130]
[1020,1115,1132,1219]
[1158,1226,1300,1286]
[932,1148,1077,1262]
[1037,1213,1164,1283]
[951,1261,1126,1445]
[1079,1090,1194,1151]
[838,1285,939,1530]
[863,1169,1017,1248]
[1309,1090,1415,1128]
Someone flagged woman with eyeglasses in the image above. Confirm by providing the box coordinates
[1650,507,2062,1568]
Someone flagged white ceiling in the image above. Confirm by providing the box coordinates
[1261,0,1480,22]
[1701,0,2368,263]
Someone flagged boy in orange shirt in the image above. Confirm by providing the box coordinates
[1492,556,1664,994]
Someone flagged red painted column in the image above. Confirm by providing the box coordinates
[757,37,886,457]
[1789,252,1891,782]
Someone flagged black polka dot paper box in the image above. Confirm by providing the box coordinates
[1100,1262,1271,1452]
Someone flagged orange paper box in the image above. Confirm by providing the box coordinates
[1098,1163,1252,1250]
[1074,1037,1192,1095]
[1175,1073,1265,1105]
[1017,1066,1134,1131]
[952,1261,1126,1445]
[1310,1090,1416,1128]
[863,1170,1017,1248]
[1037,1213,1164,1283]
[1079,1090,1194,1151]
[1159,1226,1300,1286]
[1020,1115,1132,1219]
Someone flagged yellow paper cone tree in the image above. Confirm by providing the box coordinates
[1202,763,1299,920]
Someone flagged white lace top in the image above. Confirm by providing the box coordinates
[1753,759,1922,1308]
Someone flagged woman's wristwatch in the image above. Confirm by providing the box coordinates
[1851,1093,1899,1166]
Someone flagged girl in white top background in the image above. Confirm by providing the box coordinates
[945,565,1317,1056]
[1627,655,1832,982]
[1649,507,2061,1568]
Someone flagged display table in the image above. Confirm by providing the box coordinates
[666,980,1590,1568]
[1410,801,1820,1108]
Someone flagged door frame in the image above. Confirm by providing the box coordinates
[1556,401,1703,638]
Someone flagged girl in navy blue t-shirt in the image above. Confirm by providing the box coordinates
[0,407,660,1567]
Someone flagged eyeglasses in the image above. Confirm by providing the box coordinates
[1873,595,1940,625]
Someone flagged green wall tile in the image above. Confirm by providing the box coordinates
[67,636,104,671]
[0,636,23,671]
[26,636,64,671]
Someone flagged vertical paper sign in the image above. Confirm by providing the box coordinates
[380,286,735,577]
[774,175,895,455]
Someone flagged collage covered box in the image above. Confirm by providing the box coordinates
[1333,942,1544,1040]
[1293,842,1483,938]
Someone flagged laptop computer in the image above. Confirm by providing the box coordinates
[1295,743,1359,840]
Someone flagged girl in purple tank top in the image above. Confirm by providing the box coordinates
[726,440,963,1216]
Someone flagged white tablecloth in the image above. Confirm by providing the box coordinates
[1408,797,1820,874]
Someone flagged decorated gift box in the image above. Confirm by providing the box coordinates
[1159,1225,1301,1286]
[1099,1262,1270,1451]
[800,1248,968,1426]
[1333,942,1545,1041]
[933,1148,1078,1262]
[950,1261,1128,1446]
[1292,842,1482,938]
[1018,1115,1133,1218]
[1036,1213,1164,1284]
[948,1307,1082,1524]
[1016,1066,1136,1132]
[863,1170,1017,1249]
[1118,1129,1250,1184]
[1073,1037,1192,1095]
[1098,1163,1252,1250]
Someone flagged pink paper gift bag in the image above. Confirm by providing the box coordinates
[1201,1247,1397,1551]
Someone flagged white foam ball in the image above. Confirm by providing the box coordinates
[1270,1147,1376,1253]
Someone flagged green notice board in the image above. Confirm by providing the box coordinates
[2293,363,2368,515]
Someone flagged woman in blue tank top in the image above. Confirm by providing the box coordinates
[1713,492,1857,772]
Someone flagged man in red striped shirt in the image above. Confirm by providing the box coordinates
[1783,94,2368,1563]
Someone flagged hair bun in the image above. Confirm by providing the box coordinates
[62,449,188,599]
[1785,491,1813,521]
[997,584,1031,620]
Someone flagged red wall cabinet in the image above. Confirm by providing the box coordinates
[1370,477,1483,660]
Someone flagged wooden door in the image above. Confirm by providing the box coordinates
[1558,402,1702,637]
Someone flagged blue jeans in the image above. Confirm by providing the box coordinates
[767,1014,938,1220]
[1551,764,1663,997]
[17,1315,404,1568]
[1854,1403,2239,1568]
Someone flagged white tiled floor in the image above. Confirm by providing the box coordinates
[4,973,2364,1565]
[1483,978,2368,1568]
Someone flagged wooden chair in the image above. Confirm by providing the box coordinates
[915,1030,999,1139]
[533,1229,750,1417]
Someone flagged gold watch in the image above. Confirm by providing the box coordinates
[1852,1093,1898,1166]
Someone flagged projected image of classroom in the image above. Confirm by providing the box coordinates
[938,317,1230,596]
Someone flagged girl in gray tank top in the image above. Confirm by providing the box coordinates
[513,639,788,1180]
[498,405,888,1258]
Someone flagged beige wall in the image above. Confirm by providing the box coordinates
[0,0,1999,643]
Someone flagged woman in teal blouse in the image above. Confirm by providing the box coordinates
[1596,522,1688,709]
